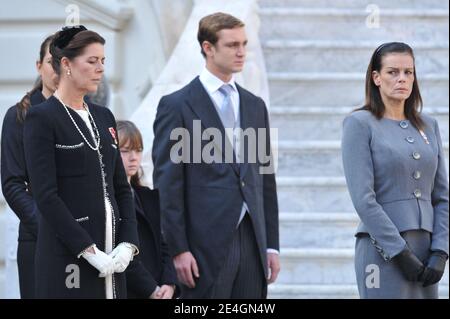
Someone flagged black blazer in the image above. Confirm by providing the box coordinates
[126,185,178,298]
[152,77,279,298]
[1,90,45,241]
[23,96,139,298]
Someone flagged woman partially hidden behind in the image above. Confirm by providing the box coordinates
[1,34,57,299]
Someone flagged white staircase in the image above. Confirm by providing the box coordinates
[258,0,450,298]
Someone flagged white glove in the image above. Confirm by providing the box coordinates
[110,242,134,273]
[82,245,115,277]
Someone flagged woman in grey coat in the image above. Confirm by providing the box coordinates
[342,42,448,299]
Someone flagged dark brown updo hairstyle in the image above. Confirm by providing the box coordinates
[356,42,424,130]
[116,120,144,187]
[16,34,55,123]
[49,25,105,76]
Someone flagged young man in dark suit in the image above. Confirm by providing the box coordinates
[152,12,280,299]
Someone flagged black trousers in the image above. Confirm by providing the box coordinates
[17,240,36,299]
[211,214,266,299]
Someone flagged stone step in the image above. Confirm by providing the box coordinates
[0,264,4,298]
[277,248,450,285]
[268,283,359,298]
[0,211,6,263]
[268,283,449,299]
[268,72,449,107]
[274,141,450,177]
[277,176,352,212]
[259,8,449,41]
[258,0,449,10]
[263,40,449,74]
[278,248,355,284]
[270,106,449,141]
[280,212,358,248]
[0,204,6,298]
[275,141,344,177]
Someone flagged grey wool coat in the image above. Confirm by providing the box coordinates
[342,110,449,261]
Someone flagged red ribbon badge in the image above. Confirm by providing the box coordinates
[109,127,118,144]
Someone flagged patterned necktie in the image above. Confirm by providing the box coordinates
[218,84,236,130]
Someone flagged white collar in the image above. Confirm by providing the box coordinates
[199,67,238,95]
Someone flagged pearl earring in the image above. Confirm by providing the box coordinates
[67,69,71,76]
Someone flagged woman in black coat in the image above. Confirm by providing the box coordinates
[23,26,139,298]
[117,120,178,299]
[1,34,57,298]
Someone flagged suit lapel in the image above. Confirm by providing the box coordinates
[236,83,253,179]
[185,77,239,176]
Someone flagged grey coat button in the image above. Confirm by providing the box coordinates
[241,181,245,187]
[413,171,421,180]
[399,121,409,129]
[370,237,389,261]
[406,137,415,143]
[412,152,421,160]
[414,189,422,198]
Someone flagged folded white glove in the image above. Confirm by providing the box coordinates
[82,245,115,277]
[110,242,134,273]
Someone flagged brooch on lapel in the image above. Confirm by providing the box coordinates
[109,127,118,145]
[419,129,430,144]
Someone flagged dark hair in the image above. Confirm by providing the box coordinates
[197,12,245,58]
[356,42,424,130]
[16,34,55,123]
[50,25,105,76]
[116,120,144,187]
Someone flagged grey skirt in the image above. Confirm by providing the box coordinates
[355,229,439,299]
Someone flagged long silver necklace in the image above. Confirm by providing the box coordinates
[54,92,100,151]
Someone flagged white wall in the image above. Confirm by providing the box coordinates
[115,0,192,120]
